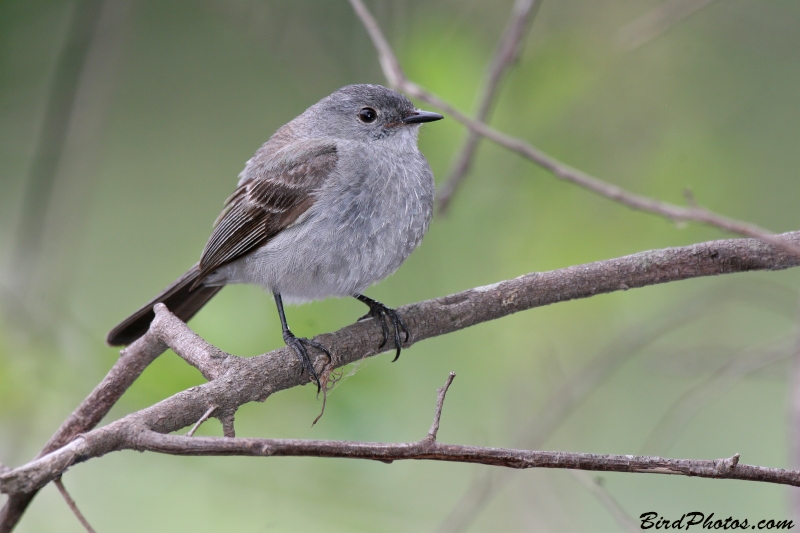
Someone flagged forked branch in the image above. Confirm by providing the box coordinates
[3,232,800,506]
[2,374,798,496]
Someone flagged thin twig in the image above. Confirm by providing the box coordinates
[643,337,793,455]
[437,0,541,213]
[569,471,639,533]
[348,0,800,258]
[186,406,216,437]
[54,478,97,533]
[617,0,719,51]
[428,373,456,441]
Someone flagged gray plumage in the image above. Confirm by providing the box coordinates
[108,84,441,359]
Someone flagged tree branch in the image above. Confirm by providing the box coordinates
[150,303,230,380]
[7,427,791,495]
[3,232,800,504]
[0,327,167,531]
[348,0,800,257]
[3,372,799,496]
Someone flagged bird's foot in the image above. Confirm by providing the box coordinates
[357,298,409,362]
[283,330,331,392]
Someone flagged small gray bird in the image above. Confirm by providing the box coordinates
[107,84,442,388]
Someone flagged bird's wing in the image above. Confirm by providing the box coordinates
[197,140,338,281]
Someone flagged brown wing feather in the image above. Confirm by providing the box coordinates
[197,142,337,281]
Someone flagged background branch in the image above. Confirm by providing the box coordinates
[643,337,793,455]
[11,0,104,294]
[8,0,133,331]
[616,0,719,51]
[436,0,541,213]
[348,0,800,257]
[569,471,640,533]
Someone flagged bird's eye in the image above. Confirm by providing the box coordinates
[358,107,377,123]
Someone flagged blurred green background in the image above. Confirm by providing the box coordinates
[2,0,800,531]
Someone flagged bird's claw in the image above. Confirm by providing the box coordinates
[359,301,409,362]
[283,330,331,392]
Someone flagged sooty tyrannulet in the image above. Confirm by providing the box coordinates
[107,84,443,389]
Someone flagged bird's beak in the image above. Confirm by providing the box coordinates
[403,110,444,124]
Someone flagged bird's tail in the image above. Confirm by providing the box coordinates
[106,264,222,346]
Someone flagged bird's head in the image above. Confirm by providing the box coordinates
[304,84,443,143]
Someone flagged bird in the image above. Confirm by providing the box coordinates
[107,84,443,389]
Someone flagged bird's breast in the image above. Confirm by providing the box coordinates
[220,142,434,302]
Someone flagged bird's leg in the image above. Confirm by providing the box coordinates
[355,294,409,362]
[274,292,330,392]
